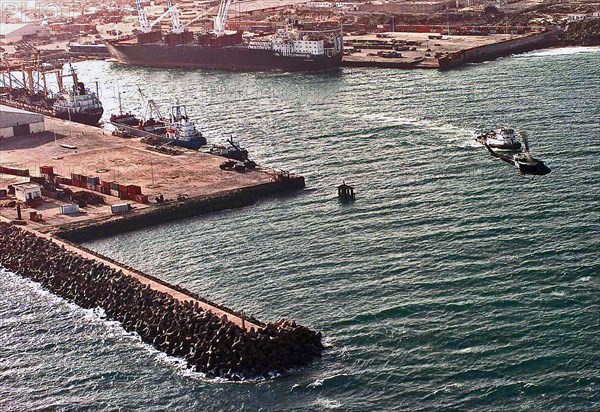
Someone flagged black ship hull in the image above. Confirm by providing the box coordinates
[55,109,104,126]
[0,95,103,126]
[106,43,342,72]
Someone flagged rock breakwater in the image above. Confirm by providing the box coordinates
[0,224,324,380]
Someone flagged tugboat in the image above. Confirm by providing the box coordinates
[484,132,551,176]
[209,137,249,161]
[163,103,206,150]
[476,128,522,151]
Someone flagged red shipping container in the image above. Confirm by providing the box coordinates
[118,184,128,193]
[40,166,54,175]
[119,191,129,200]
[94,185,102,192]
[127,185,142,195]
[102,181,111,190]
[135,194,149,204]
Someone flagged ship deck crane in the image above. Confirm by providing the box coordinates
[214,0,233,36]
[138,86,166,124]
[135,0,151,33]
[135,0,183,34]
[166,0,184,34]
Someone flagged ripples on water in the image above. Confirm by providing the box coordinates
[1,49,599,411]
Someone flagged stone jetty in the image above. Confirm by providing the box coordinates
[0,223,324,380]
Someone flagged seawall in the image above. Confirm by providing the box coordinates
[438,30,559,69]
[56,176,305,242]
[0,223,324,380]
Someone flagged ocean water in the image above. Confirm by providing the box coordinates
[1,48,599,411]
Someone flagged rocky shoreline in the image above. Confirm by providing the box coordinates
[0,224,324,380]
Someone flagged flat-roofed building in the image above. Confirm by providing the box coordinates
[0,105,45,138]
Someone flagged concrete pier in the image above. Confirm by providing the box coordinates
[0,116,304,237]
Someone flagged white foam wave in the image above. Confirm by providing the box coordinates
[519,47,600,58]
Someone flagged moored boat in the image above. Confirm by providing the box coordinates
[209,137,249,161]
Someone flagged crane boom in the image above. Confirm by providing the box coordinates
[214,0,233,36]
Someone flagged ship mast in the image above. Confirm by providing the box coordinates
[214,0,233,36]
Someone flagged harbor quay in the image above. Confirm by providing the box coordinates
[0,116,305,237]
[0,116,318,380]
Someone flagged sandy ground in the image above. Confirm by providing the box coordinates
[0,116,277,232]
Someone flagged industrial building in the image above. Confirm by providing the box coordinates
[0,105,45,138]
[0,23,43,44]
[12,181,42,203]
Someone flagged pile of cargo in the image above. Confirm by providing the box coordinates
[54,171,149,204]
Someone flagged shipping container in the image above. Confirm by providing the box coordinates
[111,203,131,214]
[94,185,102,192]
[135,194,149,204]
[127,185,142,195]
[40,166,54,175]
[117,184,128,193]
[119,191,129,200]
[60,204,80,215]
[102,181,111,190]
[87,176,100,185]
[110,182,119,191]
[0,166,29,177]
[110,189,119,197]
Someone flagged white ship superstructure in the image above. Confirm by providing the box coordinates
[249,26,342,58]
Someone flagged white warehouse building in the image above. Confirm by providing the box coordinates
[0,23,43,44]
[0,105,46,138]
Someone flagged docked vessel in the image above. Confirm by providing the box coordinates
[476,128,522,151]
[53,80,104,125]
[106,0,343,71]
[209,137,249,161]
[110,96,167,137]
[163,104,206,150]
[0,64,103,126]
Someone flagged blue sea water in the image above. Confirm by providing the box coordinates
[1,48,599,411]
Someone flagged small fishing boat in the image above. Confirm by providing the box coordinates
[476,128,522,151]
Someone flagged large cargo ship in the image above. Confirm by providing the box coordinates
[0,64,103,126]
[106,0,343,71]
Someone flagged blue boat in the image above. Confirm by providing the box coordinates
[164,104,206,150]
